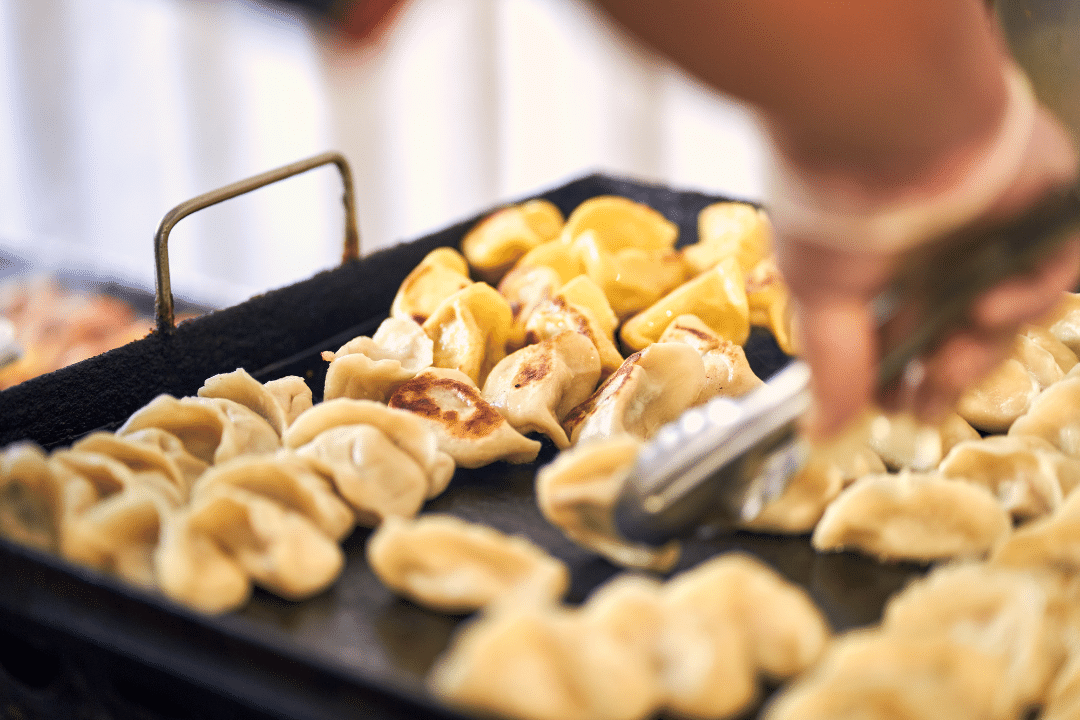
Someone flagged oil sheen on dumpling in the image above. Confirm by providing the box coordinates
[198,367,311,436]
[563,342,706,446]
[389,368,542,468]
[0,442,61,551]
[422,282,515,387]
[657,313,762,403]
[460,199,564,284]
[535,434,680,572]
[523,275,624,378]
[570,228,686,320]
[367,514,570,614]
[481,331,601,449]
[1044,291,1080,356]
[685,201,772,277]
[283,397,456,498]
[811,471,1011,563]
[321,316,433,402]
[390,246,472,325]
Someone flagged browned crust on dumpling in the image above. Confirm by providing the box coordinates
[390,374,505,440]
[562,350,640,430]
[511,351,552,389]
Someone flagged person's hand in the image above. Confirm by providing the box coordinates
[770,72,1080,439]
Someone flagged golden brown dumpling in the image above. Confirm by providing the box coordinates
[657,313,763,403]
[367,514,570,614]
[496,264,566,349]
[481,331,601,449]
[1009,376,1080,457]
[389,368,542,468]
[321,316,433,402]
[684,201,772,277]
[524,275,624,378]
[422,282,514,387]
[389,246,472,325]
[460,199,564,284]
[563,342,706,446]
[535,434,680,572]
[812,471,1012,563]
[745,256,798,355]
[197,367,311,436]
[570,229,686,319]
[560,195,678,253]
[0,442,61,551]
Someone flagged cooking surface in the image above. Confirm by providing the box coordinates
[0,174,926,719]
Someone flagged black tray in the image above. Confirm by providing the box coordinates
[0,173,924,720]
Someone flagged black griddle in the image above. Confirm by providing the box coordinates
[0,173,926,720]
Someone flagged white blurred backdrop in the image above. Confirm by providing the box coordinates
[0,0,765,308]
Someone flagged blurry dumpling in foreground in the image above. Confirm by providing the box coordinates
[560,195,678,254]
[563,342,706,446]
[938,434,1080,522]
[73,430,200,502]
[0,442,60,551]
[422,282,514,387]
[197,368,312,436]
[110,427,210,491]
[321,316,433,402]
[865,408,979,472]
[992,486,1080,575]
[460,199,564,284]
[389,368,542,468]
[283,398,455,498]
[811,471,1012,563]
[620,257,750,352]
[744,256,798,356]
[1009,375,1080,457]
[367,514,570,614]
[155,507,251,614]
[535,434,680,572]
[1043,291,1080,356]
[389,247,472,325]
[657,313,762,403]
[524,275,623,378]
[684,201,772,277]
[481,331,601,449]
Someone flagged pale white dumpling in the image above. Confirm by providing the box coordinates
[321,316,433,402]
[657,313,762,403]
[155,507,251,615]
[481,331,601,449]
[535,434,680,572]
[1044,291,1080,356]
[263,375,314,427]
[865,408,978,472]
[812,471,1012,563]
[367,514,570,613]
[563,342,706,446]
[0,442,61,551]
[993,487,1080,574]
[389,368,542,468]
[73,431,196,502]
[1010,376,1080,457]
[113,427,210,490]
[198,368,312,436]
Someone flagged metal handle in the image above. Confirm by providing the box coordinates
[153,151,361,333]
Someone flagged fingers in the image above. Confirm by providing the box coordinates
[973,236,1080,329]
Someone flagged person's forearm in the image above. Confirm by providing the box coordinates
[592,0,1010,193]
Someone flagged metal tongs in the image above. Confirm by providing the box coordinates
[615,182,1080,545]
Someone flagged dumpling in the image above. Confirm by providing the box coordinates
[0,442,61,551]
[563,342,706,446]
[684,201,772,277]
[560,195,678,253]
[535,434,680,572]
[73,431,196,502]
[657,313,763,403]
[1009,376,1080,457]
[389,246,472,325]
[811,471,1012,563]
[1022,325,1078,377]
[389,368,542,468]
[262,375,314,427]
[865,408,979,472]
[155,507,251,614]
[481,331,601,449]
[192,453,355,541]
[744,256,797,356]
[570,229,686,319]
[321,316,433,402]
[938,434,1080,522]
[1044,291,1080,356]
[185,484,344,600]
[496,264,566,349]
[118,395,280,466]
[460,199,564,284]
[422,282,515,387]
[992,487,1080,575]
[524,275,624,378]
[506,238,583,285]
[619,257,751,352]
[366,514,570,614]
[197,367,310,436]
[293,424,431,526]
[49,447,183,509]
[113,427,210,490]
[283,397,455,496]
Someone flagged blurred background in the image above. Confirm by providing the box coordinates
[0,0,766,309]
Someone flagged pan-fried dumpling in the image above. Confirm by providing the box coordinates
[1009,376,1080,457]
[367,514,570,613]
[684,201,772,277]
[496,264,565,349]
[741,420,885,534]
[389,368,542,468]
[155,507,251,614]
[293,424,430,526]
[957,352,1044,434]
[481,331,601,449]
[1023,324,1078,375]
[745,256,798,355]
[563,342,706,446]
[657,314,763,403]
[523,275,623,378]
[116,427,210,490]
[390,246,472,325]
[186,484,344,600]
[197,367,307,436]
[1044,291,1080,356]
[192,453,354,541]
[460,199,564,284]
[0,442,61,551]
[321,316,433,402]
[509,238,583,284]
[118,395,280,465]
[992,488,1080,574]
[535,434,680,572]
[665,553,831,682]
[811,471,1011,563]
[283,397,455,497]
[570,229,686,319]
[422,282,515,387]
[939,435,1080,522]
[620,257,750,352]
[73,431,194,501]
[561,195,678,253]
[865,409,979,471]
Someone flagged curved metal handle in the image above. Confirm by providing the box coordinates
[153,151,361,333]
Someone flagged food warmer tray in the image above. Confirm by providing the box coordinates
[0,158,926,720]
